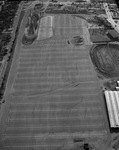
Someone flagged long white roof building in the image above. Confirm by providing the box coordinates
[104,90,119,128]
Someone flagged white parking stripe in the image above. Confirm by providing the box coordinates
[2,131,106,138]
[9,107,102,113]
[7,116,103,122]
[6,123,104,128]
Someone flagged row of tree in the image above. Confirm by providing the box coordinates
[0,1,22,103]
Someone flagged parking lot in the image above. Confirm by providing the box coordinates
[0,13,108,150]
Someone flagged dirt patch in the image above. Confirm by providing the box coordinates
[22,34,36,45]
[70,36,83,46]
[90,44,119,78]
[89,28,111,43]
[22,12,39,45]
[103,80,117,90]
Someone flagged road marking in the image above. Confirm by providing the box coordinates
[2,131,107,142]
[7,116,103,122]
[4,145,62,148]
[2,131,106,138]
[10,101,101,108]
[6,123,104,128]
[9,106,102,113]
[12,92,100,98]
[10,100,100,104]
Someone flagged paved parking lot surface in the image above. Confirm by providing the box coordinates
[0,13,108,150]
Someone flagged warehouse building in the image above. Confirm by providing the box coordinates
[104,90,119,128]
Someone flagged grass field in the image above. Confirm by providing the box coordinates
[0,12,108,150]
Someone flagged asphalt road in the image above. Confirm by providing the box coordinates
[0,9,109,150]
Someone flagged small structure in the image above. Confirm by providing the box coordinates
[104,90,119,128]
[107,29,119,41]
[116,87,119,90]
[117,81,119,85]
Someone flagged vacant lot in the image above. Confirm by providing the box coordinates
[89,28,111,43]
[0,13,108,150]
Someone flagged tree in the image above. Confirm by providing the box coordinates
[27,22,34,35]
